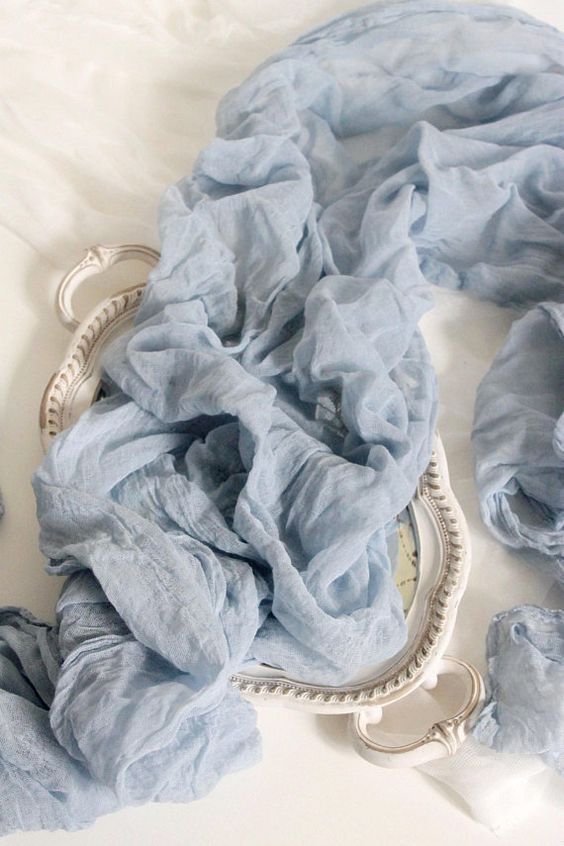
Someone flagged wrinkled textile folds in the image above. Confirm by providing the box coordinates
[473,606,564,775]
[1,0,564,834]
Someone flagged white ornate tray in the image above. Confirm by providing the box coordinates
[40,245,484,768]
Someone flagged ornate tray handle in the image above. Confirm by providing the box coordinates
[351,656,485,768]
[56,244,160,330]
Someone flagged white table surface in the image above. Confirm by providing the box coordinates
[0,1,563,843]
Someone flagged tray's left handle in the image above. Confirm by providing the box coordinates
[56,244,160,330]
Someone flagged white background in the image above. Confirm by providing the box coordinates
[0,1,563,843]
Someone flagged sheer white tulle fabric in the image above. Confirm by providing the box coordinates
[420,737,551,832]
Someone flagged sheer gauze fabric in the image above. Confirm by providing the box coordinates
[0,0,563,834]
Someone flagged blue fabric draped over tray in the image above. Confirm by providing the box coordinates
[1,0,563,833]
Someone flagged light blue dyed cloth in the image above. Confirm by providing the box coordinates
[472,298,564,765]
[474,303,564,576]
[473,605,564,775]
[1,0,564,834]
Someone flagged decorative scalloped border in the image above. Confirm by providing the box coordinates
[40,283,467,713]
[39,285,144,445]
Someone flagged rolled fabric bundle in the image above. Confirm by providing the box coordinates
[472,301,564,767]
[473,302,564,574]
[473,605,564,775]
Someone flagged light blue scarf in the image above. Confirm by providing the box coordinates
[1,0,563,833]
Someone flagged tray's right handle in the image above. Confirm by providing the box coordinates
[56,244,160,330]
[351,656,485,768]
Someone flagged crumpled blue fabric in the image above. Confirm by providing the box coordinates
[473,302,564,576]
[472,300,564,766]
[1,0,564,834]
[473,606,564,775]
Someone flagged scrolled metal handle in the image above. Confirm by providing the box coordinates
[351,656,484,768]
[56,243,160,330]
